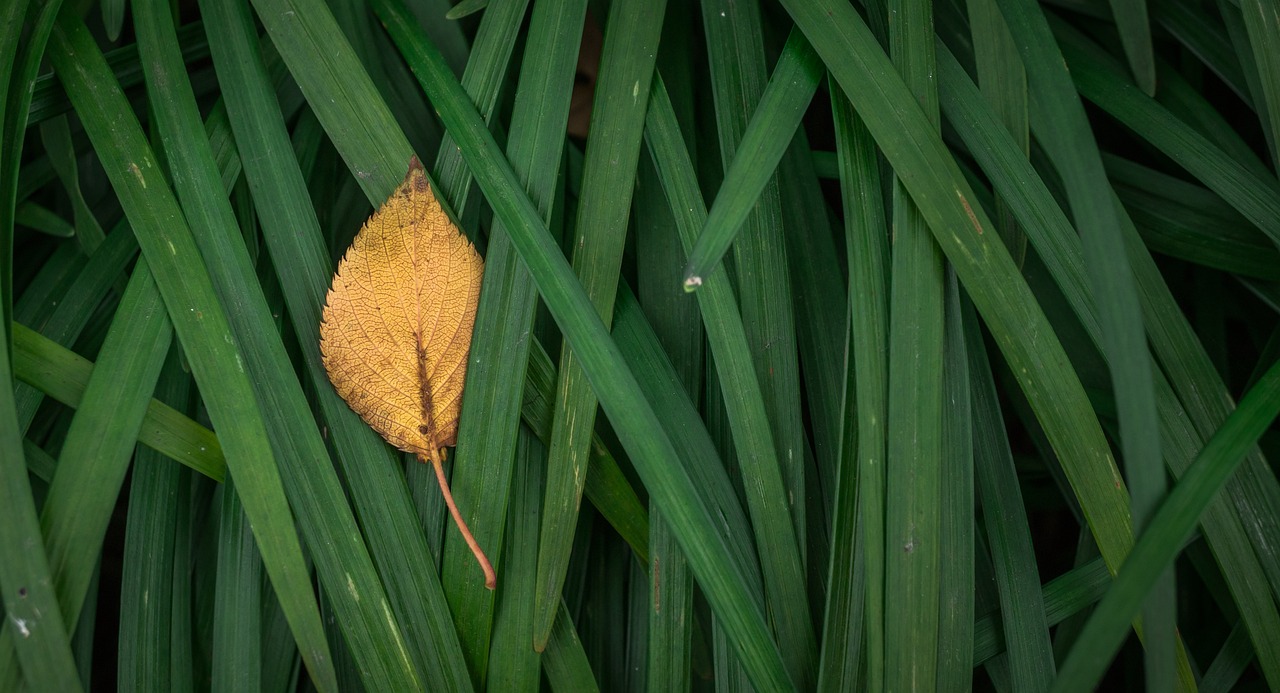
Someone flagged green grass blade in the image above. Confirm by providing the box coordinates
[1104,0,1157,94]
[644,70,814,686]
[1053,355,1280,691]
[485,429,545,691]
[938,43,1280,684]
[117,347,187,691]
[0,252,79,691]
[3,256,170,692]
[935,277,973,691]
[976,6,1169,685]
[44,14,335,690]
[13,222,137,432]
[1055,23,1280,248]
[819,87,889,693]
[212,479,264,692]
[965,301,1056,691]
[543,600,600,692]
[139,1,433,685]
[195,2,471,687]
[679,28,821,287]
[1,0,57,351]
[782,0,1137,625]
[1236,0,1280,167]
[883,0,948,685]
[38,116,107,254]
[533,0,667,654]
[12,322,225,480]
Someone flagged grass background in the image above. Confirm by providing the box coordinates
[3,0,1280,689]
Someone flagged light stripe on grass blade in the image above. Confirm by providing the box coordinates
[643,71,813,687]
[680,27,821,286]
[1053,355,1280,691]
[44,14,336,691]
[367,0,797,687]
[198,2,471,688]
[533,0,667,656]
[12,322,225,480]
[0,261,79,691]
[780,0,1136,621]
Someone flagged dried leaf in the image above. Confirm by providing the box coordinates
[320,157,493,588]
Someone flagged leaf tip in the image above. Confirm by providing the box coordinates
[682,274,702,292]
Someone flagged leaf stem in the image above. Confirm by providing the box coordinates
[425,451,496,589]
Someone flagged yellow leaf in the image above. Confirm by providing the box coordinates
[320,157,493,588]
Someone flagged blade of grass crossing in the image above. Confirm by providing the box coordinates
[940,42,1280,680]
[782,0,1137,630]
[362,1,796,686]
[965,300,1056,691]
[2,258,169,692]
[1053,355,1280,691]
[884,0,948,686]
[985,11,1169,688]
[13,224,138,433]
[0,246,79,690]
[543,600,600,692]
[636,24,697,691]
[819,88,888,693]
[137,2,433,687]
[45,14,336,690]
[197,2,472,688]
[38,116,107,255]
[212,480,264,692]
[533,0,667,653]
[430,0,529,222]
[679,28,821,286]
[644,70,813,685]
[12,321,225,480]
[433,0,584,674]
[118,346,187,691]
[700,0,812,590]
[966,0,1029,268]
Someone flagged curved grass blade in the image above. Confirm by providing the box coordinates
[44,14,335,690]
[1053,355,1280,691]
